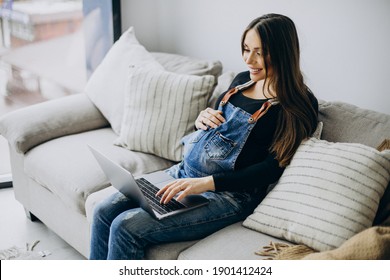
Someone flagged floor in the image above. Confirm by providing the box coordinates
[0,187,86,260]
[0,52,86,260]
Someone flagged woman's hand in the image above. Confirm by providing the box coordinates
[156,176,215,204]
[195,107,226,130]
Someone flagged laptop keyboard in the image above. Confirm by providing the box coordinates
[136,177,186,215]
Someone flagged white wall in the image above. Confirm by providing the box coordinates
[121,0,390,115]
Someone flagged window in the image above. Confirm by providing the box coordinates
[0,0,120,105]
[0,0,121,183]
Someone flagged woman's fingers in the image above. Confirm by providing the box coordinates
[176,188,191,201]
[196,108,226,130]
[156,180,185,204]
[156,177,214,204]
[195,117,209,130]
[204,108,225,127]
[155,184,169,197]
[207,108,226,123]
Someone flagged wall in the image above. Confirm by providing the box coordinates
[121,0,390,115]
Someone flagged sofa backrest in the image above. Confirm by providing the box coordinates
[318,100,390,148]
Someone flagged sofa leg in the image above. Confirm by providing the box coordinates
[24,208,39,222]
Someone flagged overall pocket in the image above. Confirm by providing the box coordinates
[205,132,236,160]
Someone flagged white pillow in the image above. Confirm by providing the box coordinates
[243,137,390,252]
[115,67,215,161]
[85,26,163,134]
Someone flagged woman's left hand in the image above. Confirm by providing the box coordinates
[156,176,215,204]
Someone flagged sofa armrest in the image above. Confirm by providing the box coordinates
[0,94,109,154]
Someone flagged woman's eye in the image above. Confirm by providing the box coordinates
[243,48,261,56]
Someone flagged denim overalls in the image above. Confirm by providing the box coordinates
[166,80,278,179]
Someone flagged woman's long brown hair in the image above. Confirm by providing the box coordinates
[242,14,318,167]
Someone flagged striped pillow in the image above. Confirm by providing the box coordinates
[115,67,215,161]
[243,137,390,252]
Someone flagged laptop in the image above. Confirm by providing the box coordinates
[88,146,209,220]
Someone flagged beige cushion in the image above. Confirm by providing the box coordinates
[152,52,222,79]
[318,101,390,225]
[85,26,163,134]
[115,68,215,161]
[243,137,390,252]
[84,27,223,136]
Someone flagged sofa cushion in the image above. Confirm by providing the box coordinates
[85,26,163,135]
[178,222,292,260]
[243,137,390,252]
[24,128,173,215]
[152,52,222,79]
[319,100,390,226]
[85,27,223,136]
[145,241,199,260]
[115,67,215,161]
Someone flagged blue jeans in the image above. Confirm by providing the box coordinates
[89,190,259,260]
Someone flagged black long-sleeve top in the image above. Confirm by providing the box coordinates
[212,71,318,195]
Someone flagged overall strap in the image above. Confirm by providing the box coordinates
[219,80,255,105]
[248,99,278,123]
[220,80,279,124]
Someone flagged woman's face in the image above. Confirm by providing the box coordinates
[242,28,273,82]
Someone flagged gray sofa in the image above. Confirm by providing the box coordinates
[1,49,389,259]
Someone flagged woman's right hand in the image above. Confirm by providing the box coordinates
[195,107,226,130]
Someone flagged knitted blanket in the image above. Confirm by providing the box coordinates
[257,226,390,260]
